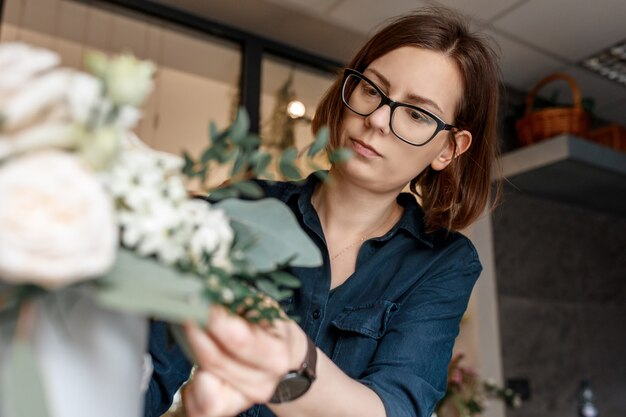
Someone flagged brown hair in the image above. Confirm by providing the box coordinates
[312,7,501,233]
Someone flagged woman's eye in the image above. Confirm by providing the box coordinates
[362,84,379,97]
[410,110,428,122]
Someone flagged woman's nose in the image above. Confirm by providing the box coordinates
[364,105,392,135]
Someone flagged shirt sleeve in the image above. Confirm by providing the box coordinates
[358,243,482,417]
[143,321,192,417]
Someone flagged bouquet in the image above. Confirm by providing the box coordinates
[435,353,522,417]
[0,42,343,417]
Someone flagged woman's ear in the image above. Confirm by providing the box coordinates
[430,130,472,171]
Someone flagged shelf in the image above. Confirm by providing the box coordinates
[498,135,626,216]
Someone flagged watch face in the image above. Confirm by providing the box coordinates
[273,372,312,402]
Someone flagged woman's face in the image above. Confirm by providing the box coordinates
[336,46,468,194]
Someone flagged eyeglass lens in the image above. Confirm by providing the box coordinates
[342,73,440,145]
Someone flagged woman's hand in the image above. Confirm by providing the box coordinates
[182,306,308,417]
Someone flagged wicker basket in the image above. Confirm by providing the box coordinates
[516,73,590,146]
[589,124,626,152]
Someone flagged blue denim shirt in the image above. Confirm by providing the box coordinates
[145,173,481,417]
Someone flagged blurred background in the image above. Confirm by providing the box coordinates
[1,1,624,416]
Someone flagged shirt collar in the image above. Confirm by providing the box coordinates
[286,172,434,248]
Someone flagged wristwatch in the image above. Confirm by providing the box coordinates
[269,335,317,403]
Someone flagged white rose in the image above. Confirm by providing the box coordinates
[0,121,79,161]
[1,68,73,131]
[0,150,118,288]
[66,72,102,125]
[0,42,60,91]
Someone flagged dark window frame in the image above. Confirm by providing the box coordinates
[72,0,344,133]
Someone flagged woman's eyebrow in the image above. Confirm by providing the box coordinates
[365,67,444,115]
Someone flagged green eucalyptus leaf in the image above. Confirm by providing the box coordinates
[329,148,354,164]
[279,161,301,180]
[197,167,207,182]
[280,146,297,163]
[231,150,250,176]
[208,187,240,201]
[268,271,301,288]
[231,223,258,252]
[209,121,219,143]
[214,142,232,163]
[230,107,250,143]
[201,147,215,164]
[277,289,294,301]
[232,181,264,199]
[252,152,272,176]
[308,126,329,157]
[96,249,210,325]
[182,151,195,176]
[215,198,322,272]
[242,134,261,149]
[255,279,281,300]
[2,339,51,417]
[278,147,301,179]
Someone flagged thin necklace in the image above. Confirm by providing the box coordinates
[329,205,400,261]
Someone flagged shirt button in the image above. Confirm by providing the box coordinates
[312,309,322,320]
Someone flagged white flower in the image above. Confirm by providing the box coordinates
[101,54,154,107]
[79,127,121,170]
[0,150,118,288]
[0,121,79,161]
[1,68,73,131]
[114,105,142,130]
[0,42,60,91]
[98,133,234,272]
[121,133,183,173]
[187,201,234,271]
[66,72,102,125]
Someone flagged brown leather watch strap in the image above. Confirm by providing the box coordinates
[269,335,317,403]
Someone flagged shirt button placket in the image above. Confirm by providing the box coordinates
[312,309,322,320]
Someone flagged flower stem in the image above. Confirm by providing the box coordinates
[15,300,37,342]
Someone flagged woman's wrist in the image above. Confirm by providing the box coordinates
[286,320,309,371]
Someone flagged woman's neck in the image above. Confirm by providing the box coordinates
[311,168,402,239]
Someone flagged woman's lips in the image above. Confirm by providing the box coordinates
[350,138,382,158]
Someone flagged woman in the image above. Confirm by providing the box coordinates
[146,7,500,417]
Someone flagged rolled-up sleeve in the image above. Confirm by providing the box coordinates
[358,256,481,417]
[144,321,192,417]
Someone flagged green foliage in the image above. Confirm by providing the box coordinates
[266,72,296,149]
[96,249,211,326]
[307,126,329,157]
[2,108,347,334]
[329,148,354,164]
[176,107,355,323]
[216,198,322,272]
[180,106,349,200]
[278,147,301,180]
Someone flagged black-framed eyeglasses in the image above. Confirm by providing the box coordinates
[341,68,458,146]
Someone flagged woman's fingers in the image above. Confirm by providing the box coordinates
[184,320,283,403]
[182,305,308,408]
[183,369,251,417]
[205,306,293,372]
